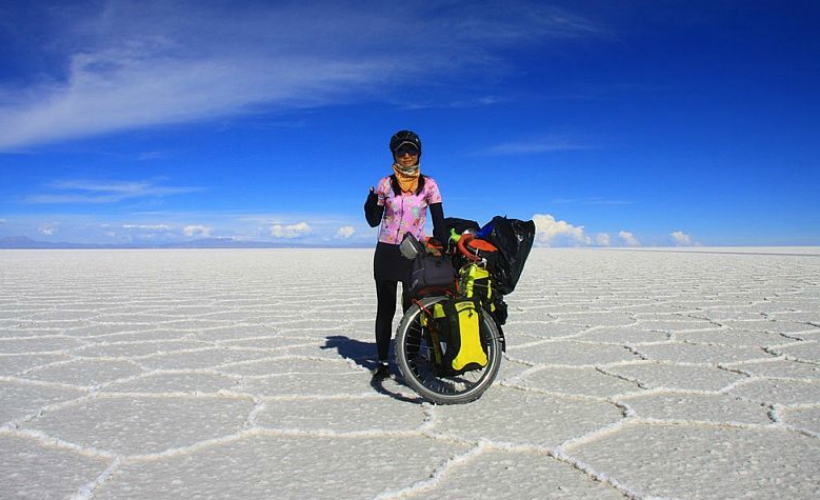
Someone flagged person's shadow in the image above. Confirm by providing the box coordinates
[321,335,423,404]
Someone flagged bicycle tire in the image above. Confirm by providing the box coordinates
[395,296,503,404]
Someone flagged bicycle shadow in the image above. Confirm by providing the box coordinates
[321,335,423,405]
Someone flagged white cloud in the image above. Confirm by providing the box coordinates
[532,214,591,246]
[271,222,312,239]
[596,232,611,246]
[671,230,692,246]
[336,226,355,239]
[484,135,586,155]
[123,224,171,231]
[183,225,212,237]
[25,179,201,204]
[138,151,170,161]
[0,2,602,151]
[39,224,56,236]
[619,231,641,247]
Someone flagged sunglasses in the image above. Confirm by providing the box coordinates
[395,145,419,156]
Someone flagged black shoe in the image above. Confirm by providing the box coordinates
[372,362,390,379]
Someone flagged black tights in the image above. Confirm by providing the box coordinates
[375,279,411,362]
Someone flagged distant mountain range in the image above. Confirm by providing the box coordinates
[0,236,366,249]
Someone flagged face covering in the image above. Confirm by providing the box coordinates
[392,162,420,193]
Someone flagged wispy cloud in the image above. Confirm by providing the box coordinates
[483,135,588,155]
[122,224,171,231]
[0,1,603,151]
[25,179,202,204]
[137,151,171,161]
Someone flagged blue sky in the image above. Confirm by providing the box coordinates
[1,0,817,247]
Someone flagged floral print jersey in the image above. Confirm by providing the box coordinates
[376,175,442,244]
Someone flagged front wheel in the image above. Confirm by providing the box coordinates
[395,296,503,404]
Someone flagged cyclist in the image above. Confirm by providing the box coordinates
[364,130,447,379]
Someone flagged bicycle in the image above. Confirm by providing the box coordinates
[395,231,507,404]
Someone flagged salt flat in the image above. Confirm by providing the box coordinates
[1,248,819,499]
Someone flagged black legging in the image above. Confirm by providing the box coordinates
[375,279,411,362]
[365,187,445,363]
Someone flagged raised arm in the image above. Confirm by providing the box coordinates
[364,187,384,227]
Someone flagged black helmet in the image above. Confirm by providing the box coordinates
[390,130,422,157]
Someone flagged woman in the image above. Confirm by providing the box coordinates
[364,130,447,379]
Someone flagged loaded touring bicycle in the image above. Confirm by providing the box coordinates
[395,216,535,404]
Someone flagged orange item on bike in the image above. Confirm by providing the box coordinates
[466,238,497,253]
[457,233,498,265]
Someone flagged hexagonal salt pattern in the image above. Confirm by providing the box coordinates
[0,380,86,424]
[512,366,641,398]
[618,392,772,425]
[0,353,68,376]
[431,387,625,448]
[568,423,818,499]
[20,358,144,387]
[407,449,628,500]
[507,340,642,366]
[253,396,428,433]
[100,371,240,394]
[729,378,820,406]
[780,406,820,434]
[1,248,819,500]
[0,434,110,500]
[605,361,746,391]
[21,395,254,456]
[93,435,469,500]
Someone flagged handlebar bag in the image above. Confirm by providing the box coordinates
[408,252,455,297]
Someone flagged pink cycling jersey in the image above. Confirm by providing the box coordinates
[376,175,442,244]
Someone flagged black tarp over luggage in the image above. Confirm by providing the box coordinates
[480,216,536,295]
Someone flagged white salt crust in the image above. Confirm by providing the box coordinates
[1,248,819,499]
